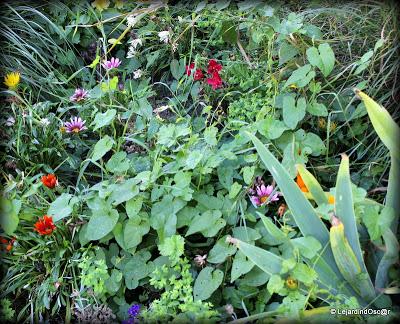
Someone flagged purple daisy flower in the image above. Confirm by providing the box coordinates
[102,57,121,70]
[250,184,280,207]
[70,88,88,102]
[64,117,87,133]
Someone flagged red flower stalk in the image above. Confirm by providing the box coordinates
[34,215,56,235]
[207,71,223,90]
[207,59,222,74]
[41,174,58,189]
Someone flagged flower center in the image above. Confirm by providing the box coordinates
[72,127,80,133]
[260,195,269,204]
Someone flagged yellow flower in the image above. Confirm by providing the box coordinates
[91,0,110,11]
[286,277,298,290]
[328,194,335,204]
[4,72,20,89]
[114,0,125,9]
[289,84,298,89]
[318,118,326,129]
[329,121,337,132]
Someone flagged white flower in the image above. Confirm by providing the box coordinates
[126,45,136,59]
[6,116,15,126]
[133,69,143,79]
[154,105,171,113]
[127,14,139,28]
[129,38,142,49]
[158,30,170,43]
[40,118,50,127]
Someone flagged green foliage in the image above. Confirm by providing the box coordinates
[0,298,15,321]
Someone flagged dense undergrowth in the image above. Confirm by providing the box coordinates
[0,1,399,323]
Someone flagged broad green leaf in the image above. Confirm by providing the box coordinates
[204,126,218,146]
[48,193,79,221]
[170,59,185,80]
[228,182,242,199]
[232,238,283,276]
[355,89,400,161]
[124,214,150,249]
[306,43,335,77]
[296,164,328,206]
[106,152,129,174]
[108,179,139,206]
[242,166,255,185]
[292,263,317,285]
[186,210,225,237]
[92,109,116,131]
[231,251,254,282]
[283,64,312,89]
[267,274,284,294]
[122,252,153,289]
[259,213,287,244]
[207,235,237,263]
[221,20,237,44]
[291,236,322,259]
[307,102,328,117]
[193,266,224,301]
[92,136,114,161]
[256,117,288,140]
[279,41,299,66]
[0,198,20,235]
[86,208,119,241]
[126,196,143,219]
[283,96,306,129]
[240,266,270,287]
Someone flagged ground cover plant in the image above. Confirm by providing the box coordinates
[0,0,399,323]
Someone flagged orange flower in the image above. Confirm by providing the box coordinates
[41,174,58,188]
[328,195,335,204]
[296,173,308,193]
[34,215,56,235]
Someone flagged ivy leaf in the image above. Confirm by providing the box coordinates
[283,64,312,89]
[193,266,224,301]
[92,135,114,161]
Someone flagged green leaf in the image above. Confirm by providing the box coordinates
[108,179,139,206]
[233,238,283,276]
[170,59,185,80]
[291,236,322,259]
[193,266,224,301]
[259,213,287,244]
[92,136,114,162]
[375,228,399,289]
[106,152,129,174]
[126,196,143,219]
[186,210,226,237]
[0,198,20,235]
[124,213,150,249]
[279,41,299,66]
[221,20,238,44]
[204,126,218,146]
[231,251,254,282]
[48,193,79,222]
[335,154,368,271]
[122,251,153,289]
[242,166,255,185]
[101,76,119,92]
[207,235,237,263]
[228,182,242,199]
[267,274,284,294]
[307,102,328,117]
[355,90,400,161]
[283,96,306,129]
[86,208,119,241]
[292,263,317,285]
[92,109,116,131]
[306,43,335,77]
[283,64,313,89]
[256,117,288,140]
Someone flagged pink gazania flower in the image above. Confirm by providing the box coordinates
[64,117,87,133]
[70,88,88,102]
[250,184,280,207]
[102,57,121,70]
[207,71,223,90]
[207,59,222,74]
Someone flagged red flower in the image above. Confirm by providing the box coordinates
[185,63,195,76]
[41,174,58,189]
[193,69,204,81]
[34,215,56,235]
[207,59,222,74]
[207,72,223,90]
